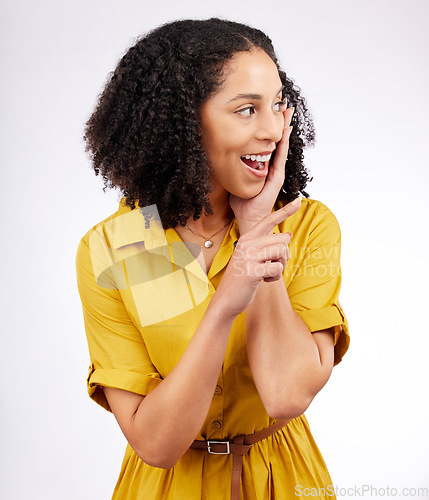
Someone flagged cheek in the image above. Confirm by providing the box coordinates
[210,131,239,158]
[221,127,249,155]
[201,115,248,160]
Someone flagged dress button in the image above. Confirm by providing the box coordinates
[212,420,222,430]
[214,385,222,395]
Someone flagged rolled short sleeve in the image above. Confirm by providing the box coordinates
[76,237,163,412]
[286,202,350,365]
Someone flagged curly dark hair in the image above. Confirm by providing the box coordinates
[84,18,315,228]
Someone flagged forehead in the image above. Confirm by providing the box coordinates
[217,48,282,97]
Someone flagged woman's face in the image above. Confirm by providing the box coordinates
[200,48,286,200]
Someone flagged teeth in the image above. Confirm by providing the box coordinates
[243,153,272,162]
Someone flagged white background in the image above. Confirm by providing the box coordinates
[1,0,428,498]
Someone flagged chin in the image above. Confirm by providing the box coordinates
[233,184,265,199]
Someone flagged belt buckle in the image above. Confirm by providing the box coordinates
[207,440,230,454]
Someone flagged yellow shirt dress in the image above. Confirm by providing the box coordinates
[76,196,350,500]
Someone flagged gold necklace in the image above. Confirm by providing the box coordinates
[184,219,233,248]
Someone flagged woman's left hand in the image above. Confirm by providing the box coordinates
[230,106,295,234]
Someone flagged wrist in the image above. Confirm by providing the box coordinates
[206,292,238,327]
[236,218,262,235]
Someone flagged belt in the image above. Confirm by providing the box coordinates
[190,419,290,500]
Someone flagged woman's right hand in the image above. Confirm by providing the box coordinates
[213,197,301,318]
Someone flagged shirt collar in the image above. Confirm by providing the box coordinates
[108,202,200,276]
[110,200,166,250]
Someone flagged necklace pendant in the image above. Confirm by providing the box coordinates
[204,240,213,248]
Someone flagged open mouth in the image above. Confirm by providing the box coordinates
[240,153,272,171]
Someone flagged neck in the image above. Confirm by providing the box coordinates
[186,187,234,233]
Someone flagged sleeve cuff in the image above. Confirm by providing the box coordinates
[87,367,163,412]
[296,302,350,366]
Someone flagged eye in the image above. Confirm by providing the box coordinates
[273,100,287,112]
[236,106,256,117]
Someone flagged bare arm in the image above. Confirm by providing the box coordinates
[104,294,235,469]
[245,278,335,420]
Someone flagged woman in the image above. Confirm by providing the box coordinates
[76,18,350,500]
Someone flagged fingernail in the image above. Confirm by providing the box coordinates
[291,196,301,205]
[287,125,293,137]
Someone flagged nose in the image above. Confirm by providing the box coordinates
[255,110,283,144]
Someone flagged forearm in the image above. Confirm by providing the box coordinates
[245,278,328,419]
[131,295,235,468]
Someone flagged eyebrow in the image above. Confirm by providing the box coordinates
[227,86,284,103]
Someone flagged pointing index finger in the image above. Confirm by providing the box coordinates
[249,197,302,238]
